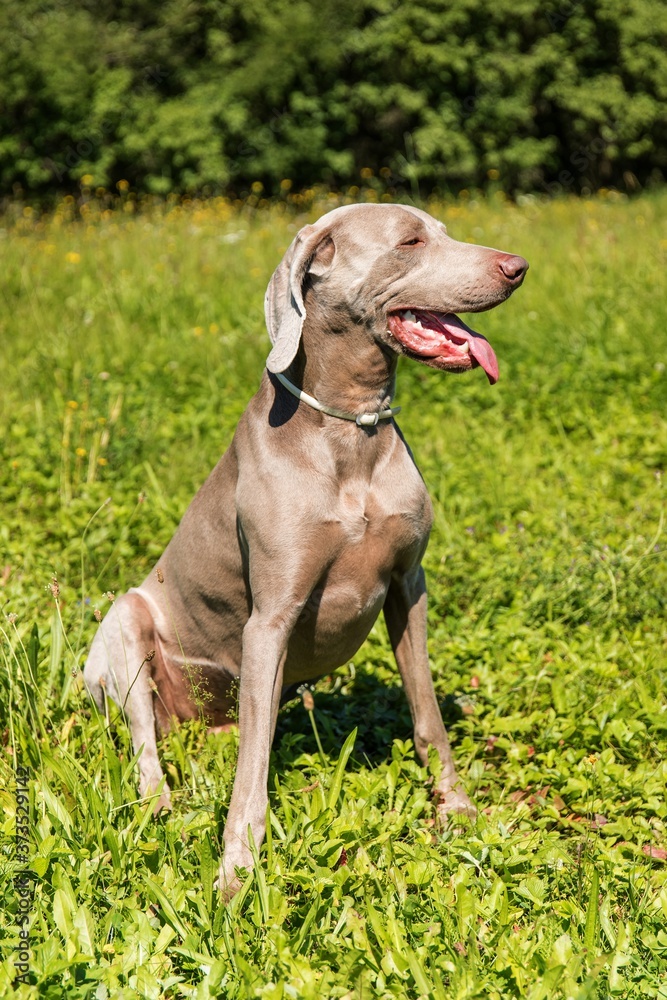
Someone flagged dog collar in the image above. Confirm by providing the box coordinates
[273,371,401,427]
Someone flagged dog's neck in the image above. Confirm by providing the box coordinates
[286,313,399,421]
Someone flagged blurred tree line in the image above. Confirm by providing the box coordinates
[1,0,665,200]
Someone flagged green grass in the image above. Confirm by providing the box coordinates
[1,190,666,999]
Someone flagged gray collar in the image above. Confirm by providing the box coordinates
[274,371,400,427]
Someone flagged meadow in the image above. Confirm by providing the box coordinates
[0,188,666,999]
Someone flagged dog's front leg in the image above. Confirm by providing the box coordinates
[218,612,289,899]
[384,567,476,823]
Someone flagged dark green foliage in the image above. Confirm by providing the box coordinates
[1,0,666,200]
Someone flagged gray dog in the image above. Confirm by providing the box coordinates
[84,203,527,896]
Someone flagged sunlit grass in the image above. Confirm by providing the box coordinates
[1,190,666,998]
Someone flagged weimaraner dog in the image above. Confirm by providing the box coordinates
[84,203,527,897]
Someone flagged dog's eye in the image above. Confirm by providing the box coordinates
[398,237,425,248]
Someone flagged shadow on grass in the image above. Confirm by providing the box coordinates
[274,667,468,767]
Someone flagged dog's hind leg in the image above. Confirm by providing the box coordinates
[83,590,172,813]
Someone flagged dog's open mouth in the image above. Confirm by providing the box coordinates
[387,309,499,385]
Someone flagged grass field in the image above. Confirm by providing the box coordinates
[1,189,666,999]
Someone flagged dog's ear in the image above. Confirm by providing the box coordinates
[265,226,336,373]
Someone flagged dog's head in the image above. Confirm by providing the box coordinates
[265,203,528,385]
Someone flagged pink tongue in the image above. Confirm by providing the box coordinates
[431,313,499,385]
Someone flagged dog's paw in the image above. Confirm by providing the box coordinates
[141,777,172,815]
[434,785,477,826]
[218,862,248,903]
[208,722,239,735]
[152,786,173,815]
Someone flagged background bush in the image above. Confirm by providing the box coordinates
[2,0,666,200]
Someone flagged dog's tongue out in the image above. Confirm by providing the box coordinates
[434,313,499,384]
[389,310,499,384]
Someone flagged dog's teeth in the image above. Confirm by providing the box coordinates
[402,310,416,322]
[445,336,470,353]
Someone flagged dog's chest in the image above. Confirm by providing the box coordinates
[318,468,430,602]
[285,473,430,677]
[334,474,430,552]
[336,484,375,544]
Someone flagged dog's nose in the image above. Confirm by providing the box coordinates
[498,254,529,286]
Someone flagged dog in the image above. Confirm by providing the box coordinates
[84,202,527,897]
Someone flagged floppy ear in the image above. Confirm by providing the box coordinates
[264,225,336,373]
